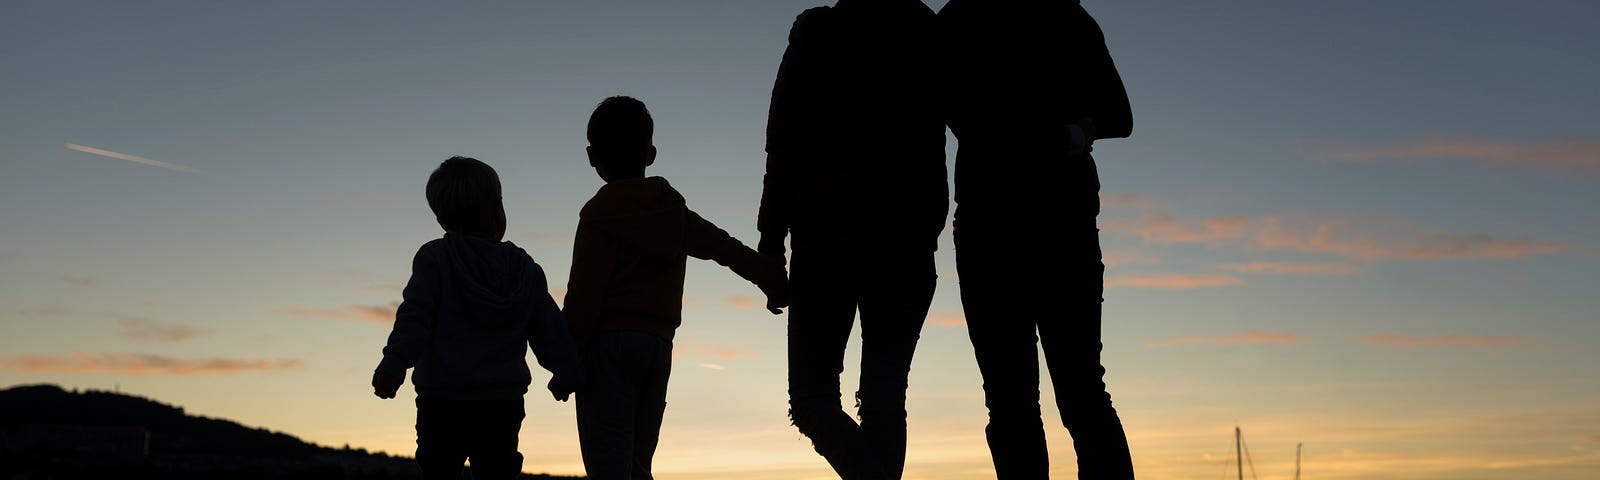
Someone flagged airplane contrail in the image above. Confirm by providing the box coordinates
[66,143,204,174]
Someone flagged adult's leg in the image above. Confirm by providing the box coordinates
[629,332,673,480]
[416,397,469,480]
[465,399,526,480]
[577,333,639,480]
[955,211,1050,479]
[788,236,880,480]
[1038,171,1134,480]
[855,246,936,479]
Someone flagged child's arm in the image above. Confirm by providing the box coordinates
[373,246,443,398]
[562,223,614,345]
[685,209,789,315]
[525,260,584,402]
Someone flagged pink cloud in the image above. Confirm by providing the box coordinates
[1101,214,1250,246]
[1149,331,1301,347]
[926,312,966,328]
[1102,248,1160,268]
[726,295,761,310]
[280,302,400,324]
[0,353,303,375]
[1105,273,1242,289]
[1325,136,1600,175]
[674,342,754,362]
[121,319,208,342]
[1220,261,1361,276]
[1359,333,1538,348]
[1400,234,1569,260]
[1104,213,1571,262]
[1100,193,1162,210]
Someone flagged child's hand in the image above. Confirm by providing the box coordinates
[372,370,403,399]
[547,375,581,402]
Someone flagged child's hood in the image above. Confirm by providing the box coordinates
[440,232,543,324]
[578,176,689,257]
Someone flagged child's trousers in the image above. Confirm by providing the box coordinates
[576,330,673,480]
[415,396,525,480]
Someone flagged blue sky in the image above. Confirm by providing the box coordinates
[3,1,1598,478]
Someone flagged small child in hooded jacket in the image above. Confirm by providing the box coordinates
[565,96,788,480]
[372,156,584,480]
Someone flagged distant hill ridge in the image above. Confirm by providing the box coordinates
[0,384,580,479]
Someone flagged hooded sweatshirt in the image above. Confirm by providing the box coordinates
[376,233,582,400]
[564,177,779,345]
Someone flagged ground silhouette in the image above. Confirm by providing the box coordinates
[0,384,583,479]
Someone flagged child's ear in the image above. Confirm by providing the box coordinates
[586,146,598,167]
[645,146,657,167]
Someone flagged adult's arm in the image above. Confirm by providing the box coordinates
[758,9,821,258]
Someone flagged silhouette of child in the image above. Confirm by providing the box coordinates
[565,96,788,480]
[371,156,584,480]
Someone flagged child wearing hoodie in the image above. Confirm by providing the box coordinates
[566,96,789,479]
[372,156,584,480]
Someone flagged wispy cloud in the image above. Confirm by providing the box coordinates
[697,363,726,371]
[1105,213,1572,262]
[66,143,204,174]
[121,319,208,342]
[726,295,761,310]
[1106,273,1242,289]
[1148,331,1301,347]
[511,232,574,246]
[279,302,399,324]
[1359,333,1538,348]
[1324,136,1600,175]
[0,353,302,375]
[59,275,99,287]
[675,342,753,362]
[926,312,966,328]
[1220,261,1361,276]
[1100,192,1162,210]
[1400,234,1569,260]
[1102,248,1160,268]
[1101,214,1251,247]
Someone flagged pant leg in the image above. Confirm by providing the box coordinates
[416,397,469,480]
[577,333,639,480]
[855,247,936,479]
[464,399,526,480]
[1038,221,1134,480]
[787,236,883,480]
[954,212,1050,480]
[630,332,672,480]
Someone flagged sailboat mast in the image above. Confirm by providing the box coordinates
[1236,426,1244,480]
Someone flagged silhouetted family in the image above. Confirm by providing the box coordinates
[371,1,1133,479]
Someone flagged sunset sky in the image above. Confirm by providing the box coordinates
[2,1,1598,479]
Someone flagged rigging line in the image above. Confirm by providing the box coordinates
[1242,430,1260,480]
[1218,437,1236,480]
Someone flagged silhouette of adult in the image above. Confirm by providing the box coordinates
[937,0,1135,478]
[759,1,947,478]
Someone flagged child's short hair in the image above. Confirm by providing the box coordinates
[425,156,502,237]
[587,96,654,149]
